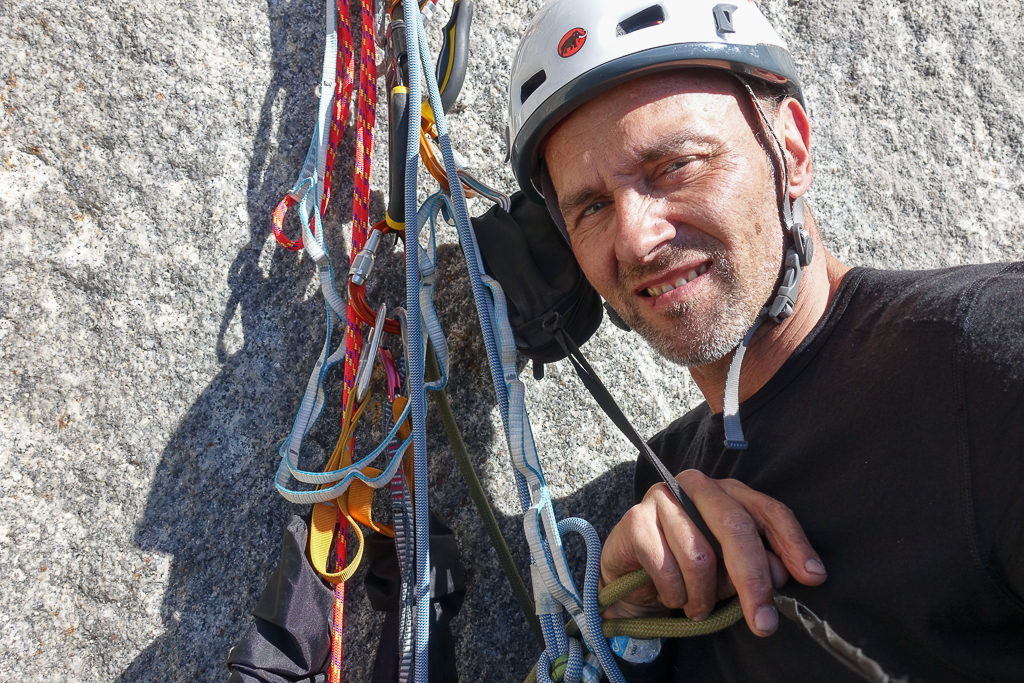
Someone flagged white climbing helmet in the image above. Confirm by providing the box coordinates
[508,0,803,199]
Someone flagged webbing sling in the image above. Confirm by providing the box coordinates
[484,273,624,682]
[308,394,415,583]
[274,214,450,501]
[310,395,370,586]
[390,443,415,682]
[424,345,544,646]
[271,0,354,251]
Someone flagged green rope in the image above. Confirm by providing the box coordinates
[549,655,568,681]
[588,568,742,637]
[600,601,742,639]
[523,569,743,682]
[425,343,544,645]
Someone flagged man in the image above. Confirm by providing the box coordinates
[507,0,1024,679]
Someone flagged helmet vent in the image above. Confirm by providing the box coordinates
[616,5,665,36]
[520,70,547,105]
[713,4,738,34]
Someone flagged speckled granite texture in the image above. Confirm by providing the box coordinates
[1,0,1022,680]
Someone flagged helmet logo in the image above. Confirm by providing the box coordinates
[557,28,587,58]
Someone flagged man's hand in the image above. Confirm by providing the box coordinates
[600,469,827,637]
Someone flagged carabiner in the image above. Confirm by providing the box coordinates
[354,303,388,403]
[378,347,401,402]
[459,170,511,212]
[350,222,388,287]
[348,221,403,334]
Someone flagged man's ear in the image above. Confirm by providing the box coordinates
[778,98,813,199]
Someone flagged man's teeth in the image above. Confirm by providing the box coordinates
[645,263,709,297]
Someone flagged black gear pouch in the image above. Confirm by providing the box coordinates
[471,191,603,366]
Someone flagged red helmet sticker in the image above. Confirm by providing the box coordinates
[558,27,587,58]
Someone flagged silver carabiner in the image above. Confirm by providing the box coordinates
[354,303,388,403]
[458,170,511,213]
[350,227,385,287]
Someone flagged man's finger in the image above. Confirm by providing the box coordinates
[600,502,682,619]
[718,478,827,587]
[652,485,718,619]
[678,470,778,636]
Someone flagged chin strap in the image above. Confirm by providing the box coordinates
[735,75,815,326]
[722,195,810,450]
[719,78,816,451]
[721,308,767,449]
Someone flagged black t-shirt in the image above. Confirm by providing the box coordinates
[631,264,1024,682]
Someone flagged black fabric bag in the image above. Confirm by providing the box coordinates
[227,516,334,683]
[471,191,603,365]
[227,514,466,683]
[364,514,465,683]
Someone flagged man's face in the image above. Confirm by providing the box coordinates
[543,71,785,366]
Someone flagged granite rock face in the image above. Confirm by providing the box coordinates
[1,0,1021,680]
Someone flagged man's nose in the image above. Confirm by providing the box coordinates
[613,190,674,264]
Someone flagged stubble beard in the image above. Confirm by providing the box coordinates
[616,241,781,367]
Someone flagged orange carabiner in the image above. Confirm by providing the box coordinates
[418,102,478,199]
[348,221,403,335]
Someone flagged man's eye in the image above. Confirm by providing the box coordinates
[664,156,698,174]
[581,200,608,218]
